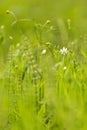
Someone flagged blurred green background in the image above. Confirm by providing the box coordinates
[0,1,87,129]
[0,0,87,59]
[0,0,87,30]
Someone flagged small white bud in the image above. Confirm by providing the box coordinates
[63,66,67,70]
[42,49,46,55]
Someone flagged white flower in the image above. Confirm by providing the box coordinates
[42,49,46,55]
[60,47,69,55]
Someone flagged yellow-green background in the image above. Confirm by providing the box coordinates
[0,0,87,31]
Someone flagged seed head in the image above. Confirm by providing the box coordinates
[46,20,51,24]
[6,10,10,14]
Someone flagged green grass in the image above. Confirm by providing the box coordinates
[0,1,87,129]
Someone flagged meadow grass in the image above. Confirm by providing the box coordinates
[0,10,87,130]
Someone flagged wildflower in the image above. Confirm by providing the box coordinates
[63,66,67,70]
[41,49,46,55]
[60,47,69,55]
